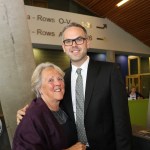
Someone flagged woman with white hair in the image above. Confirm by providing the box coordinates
[12,62,85,150]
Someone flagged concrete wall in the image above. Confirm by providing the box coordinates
[0,0,35,146]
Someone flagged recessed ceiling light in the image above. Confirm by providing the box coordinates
[116,0,129,7]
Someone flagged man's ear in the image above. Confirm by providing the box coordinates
[87,38,91,49]
[62,44,66,53]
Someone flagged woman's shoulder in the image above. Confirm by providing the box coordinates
[26,98,49,118]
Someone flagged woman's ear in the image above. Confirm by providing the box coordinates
[39,88,42,95]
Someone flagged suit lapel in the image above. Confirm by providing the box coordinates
[63,68,75,122]
[63,60,101,120]
[84,60,101,115]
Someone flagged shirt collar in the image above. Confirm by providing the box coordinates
[72,56,90,73]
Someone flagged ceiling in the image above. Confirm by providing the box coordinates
[73,0,150,48]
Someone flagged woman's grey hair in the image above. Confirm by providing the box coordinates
[31,62,65,98]
[61,22,88,40]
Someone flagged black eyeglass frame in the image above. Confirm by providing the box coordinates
[63,36,87,46]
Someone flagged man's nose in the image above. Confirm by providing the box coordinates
[72,40,77,46]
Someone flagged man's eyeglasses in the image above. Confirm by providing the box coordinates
[63,36,87,46]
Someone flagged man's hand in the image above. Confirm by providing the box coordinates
[16,104,29,125]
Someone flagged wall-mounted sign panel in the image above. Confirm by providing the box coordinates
[25,6,150,54]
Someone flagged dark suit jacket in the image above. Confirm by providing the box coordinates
[12,98,77,150]
[61,59,132,150]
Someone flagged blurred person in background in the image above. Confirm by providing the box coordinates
[128,86,144,100]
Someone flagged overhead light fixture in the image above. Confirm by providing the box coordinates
[116,0,129,7]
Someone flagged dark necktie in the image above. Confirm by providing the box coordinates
[76,68,88,144]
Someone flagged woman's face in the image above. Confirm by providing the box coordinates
[40,67,65,102]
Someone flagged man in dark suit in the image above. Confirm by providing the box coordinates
[17,22,132,150]
[61,22,132,150]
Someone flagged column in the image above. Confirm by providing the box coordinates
[0,0,35,146]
